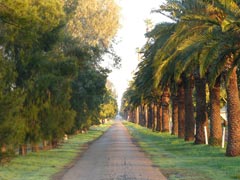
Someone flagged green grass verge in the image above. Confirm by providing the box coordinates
[0,122,112,180]
[124,121,240,180]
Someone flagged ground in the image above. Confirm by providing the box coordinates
[56,121,166,180]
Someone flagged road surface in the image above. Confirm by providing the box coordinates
[58,121,166,180]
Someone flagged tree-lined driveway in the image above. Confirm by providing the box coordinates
[59,121,166,180]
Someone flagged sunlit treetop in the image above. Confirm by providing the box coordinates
[67,0,120,48]
[0,0,65,32]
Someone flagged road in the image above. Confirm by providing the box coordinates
[58,121,166,180]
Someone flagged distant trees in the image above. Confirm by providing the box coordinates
[0,0,119,156]
[121,0,240,157]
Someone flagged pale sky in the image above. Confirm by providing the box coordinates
[106,0,168,108]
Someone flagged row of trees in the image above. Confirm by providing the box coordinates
[121,0,240,157]
[0,0,119,155]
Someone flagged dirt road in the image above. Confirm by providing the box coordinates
[59,121,166,180]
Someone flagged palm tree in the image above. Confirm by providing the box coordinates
[209,76,222,146]
[161,86,170,132]
[177,82,185,138]
[153,23,199,141]
[225,66,240,156]
[181,0,240,155]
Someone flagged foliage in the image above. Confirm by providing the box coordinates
[0,51,26,147]
[66,0,120,48]
[0,0,120,153]
[71,62,109,130]
[99,88,118,120]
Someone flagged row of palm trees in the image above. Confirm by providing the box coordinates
[121,0,240,157]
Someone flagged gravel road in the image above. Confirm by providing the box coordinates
[58,121,166,180]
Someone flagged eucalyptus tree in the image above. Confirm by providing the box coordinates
[99,88,118,122]
[64,0,120,130]
[66,0,120,49]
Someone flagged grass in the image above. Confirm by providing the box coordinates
[0,122,112,180]
[124,121,240,180]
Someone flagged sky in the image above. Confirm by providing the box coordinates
[106,0,168,108]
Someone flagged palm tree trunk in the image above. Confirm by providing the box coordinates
[139,105,144,126]
[144,104,148,127]
[135,106,139,124]
[209,76,222,146]
[194,75,208,144]
[156,104,162,131]
[226,67,240,157]
[183,75,195,141]
[131,110,134,123]
[162,86,170,132]
[128,111,131,122]
[132,110,136,123]
[127,111,130,121]
[147,105,153,129]
[151,103,155,130]
[152,103,157,131]
[171,95,178,135]
[178,83,185,138]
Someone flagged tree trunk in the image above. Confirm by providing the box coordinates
[171,95,178,135]
[132,110,135,123]
[183,76,195,141]
[19,144,27,156]
[156,104,162,132]
[139,105,144,126]
[128,111,132,122]
[209,77,222,146]
[152,103,158,131]
[32,143,39,152]
[125,111,128,120]
[144,104,148,127]
[135,107,139,124]
[194,75,208,144]
[151,103,155,130]
[52,139,58,148]
[226,67,240,157]
[43,140,49,150]
[1,144,7,153]
[162,86,170,132]
[131,110,135,123]
[147,105,153,129]
[178,83,185,138]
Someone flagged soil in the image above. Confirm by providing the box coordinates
[54,121,166,180]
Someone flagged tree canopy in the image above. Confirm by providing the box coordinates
[0,0,120,154]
